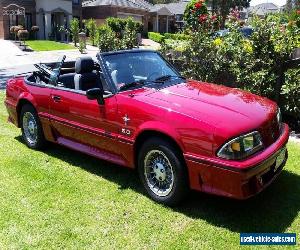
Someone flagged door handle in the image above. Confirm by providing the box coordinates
[52,95,61,102]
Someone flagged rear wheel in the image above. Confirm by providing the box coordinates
[20,104,46,149]
[138,138,188,206]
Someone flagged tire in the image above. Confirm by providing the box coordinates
[20,104,46,149]
[138,137,189,206]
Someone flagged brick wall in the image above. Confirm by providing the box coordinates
[73,0,82,21]
[83,5,150,32]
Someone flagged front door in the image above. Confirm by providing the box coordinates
[48,87,123,163]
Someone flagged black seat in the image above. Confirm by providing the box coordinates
[74,56,100,91]
[58,73,76,89]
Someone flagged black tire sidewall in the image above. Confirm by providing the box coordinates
[20,104,46,149]
[138,138,188,206]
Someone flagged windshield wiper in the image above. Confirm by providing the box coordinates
[119,80,146,91]
[155,75,186,82]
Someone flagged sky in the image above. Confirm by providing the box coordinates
[250,0,287,6]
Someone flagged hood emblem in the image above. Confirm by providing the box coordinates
[123,114,130,126]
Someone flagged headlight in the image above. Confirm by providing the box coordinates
[217,131,264,160]
[277,107,282,125]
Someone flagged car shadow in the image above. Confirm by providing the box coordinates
[15,136,300,233]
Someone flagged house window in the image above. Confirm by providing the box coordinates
[9,15,17,28]
[175,15,183,22]
[25,13,32,31]
[72,0,80,4]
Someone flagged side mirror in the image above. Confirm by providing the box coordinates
[86,88,105,105]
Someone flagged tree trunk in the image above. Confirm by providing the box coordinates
[220,0,227,29]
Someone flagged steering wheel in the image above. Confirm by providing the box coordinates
[34,64,52,81]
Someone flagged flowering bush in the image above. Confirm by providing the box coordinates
[163,12,300,128]
[184,0,220,32]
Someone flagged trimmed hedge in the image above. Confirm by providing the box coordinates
[107,17,143,34]
[148,32,190,43]
[164,33,190,41]
[148,32,165,43]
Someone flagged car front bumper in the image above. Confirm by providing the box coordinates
[184,123,290,199]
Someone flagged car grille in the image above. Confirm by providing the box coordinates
[260,115,281,147]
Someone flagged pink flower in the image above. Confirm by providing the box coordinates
[194,2,202,9]
[198,14,208,23]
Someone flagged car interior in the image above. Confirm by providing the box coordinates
[27,56,110,93]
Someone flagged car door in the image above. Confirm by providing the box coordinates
[48,86,121,160]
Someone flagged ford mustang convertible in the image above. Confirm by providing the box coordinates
[5,50,289,205]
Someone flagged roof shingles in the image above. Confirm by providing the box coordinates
[83,0,153,10]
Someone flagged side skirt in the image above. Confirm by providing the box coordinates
[56,137,128,167]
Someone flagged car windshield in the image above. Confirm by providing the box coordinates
[102,51,181,90]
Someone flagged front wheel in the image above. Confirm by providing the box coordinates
[138,138,189,206]
[20,104,46,149]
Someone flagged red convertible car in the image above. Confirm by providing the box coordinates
[5,50,289,205]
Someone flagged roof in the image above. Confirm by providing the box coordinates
[152,1,212,16]
[150,5,173,15]
[83,0,153,10]
[152,2,188,15]
[249,2,280,16]
[254,2,279,10]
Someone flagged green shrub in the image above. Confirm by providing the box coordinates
[96,25,120,52]
[106,17,126,34]
[164,33,190,41]
[121,18,139,49]
[106,17,143,36]
[148,32,164,43]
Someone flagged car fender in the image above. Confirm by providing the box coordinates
[134,120,185,152]
[17,92,38,109]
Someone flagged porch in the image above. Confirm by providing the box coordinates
[36,7,73,41]
[149,6,173,33]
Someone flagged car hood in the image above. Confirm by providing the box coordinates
[145,80,277,137]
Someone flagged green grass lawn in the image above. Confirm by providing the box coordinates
[26,40,75,51]
[0,91,299,249]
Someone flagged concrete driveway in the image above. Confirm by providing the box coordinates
[0,39,99,69]
[0,39,100,87]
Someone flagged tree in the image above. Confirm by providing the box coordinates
[209,0,251,28]
[86,18,97,46]
[70,18,80,46]
[286,0,300,10]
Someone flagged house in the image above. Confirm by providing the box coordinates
[152,0,212,31]
[82,0,174,33]
[0,0,82,40]
[248,3,280,18]
[152,1,189,30]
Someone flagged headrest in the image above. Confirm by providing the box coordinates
[75,56,95,74]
